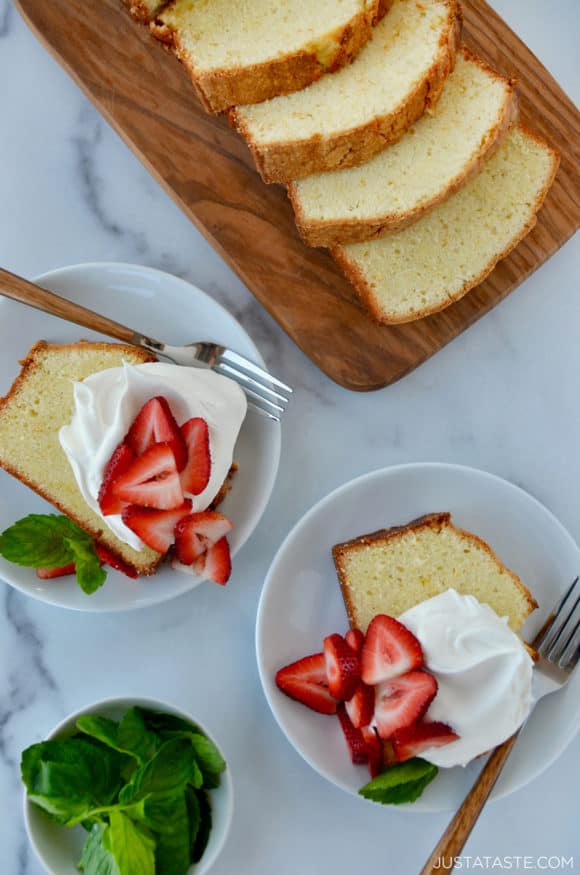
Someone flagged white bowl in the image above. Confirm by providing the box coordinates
[23,696,234,875]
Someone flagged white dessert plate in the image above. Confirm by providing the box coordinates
[24,696,233,875]
[0,262,281,611]
[256,462,580,812]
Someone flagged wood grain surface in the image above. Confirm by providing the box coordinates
[14,0,580,391]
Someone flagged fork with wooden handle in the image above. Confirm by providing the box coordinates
[0,266,292,422]
[421,576,580,874]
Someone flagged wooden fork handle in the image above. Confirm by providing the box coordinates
[420,732,520,874]
[0,266,138,345]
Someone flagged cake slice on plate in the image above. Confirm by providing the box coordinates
[288,48,519,246]
[153,0,392,113]
[333,511,537,633]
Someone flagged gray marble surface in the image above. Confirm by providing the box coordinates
[0,0,579,872]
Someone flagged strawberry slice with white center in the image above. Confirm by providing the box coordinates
[122,500,192,553]
[203,536,232,585]
[337,703,369,764]
[125,396,188,470]
[98,443,136,516]
[323,633,361,700]
[180,418,211,495]
[174,511,233,566]
[345,628,364,654]
[361,614,424,685]
[276,652,338,715]
[373,670,438,740]
[391,721,460,763]
[361,725,383,778]
[345,681,375,729]
[112,443,184,509]
[36,563,76,579]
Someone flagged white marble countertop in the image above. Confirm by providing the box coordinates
[1,1,579,872]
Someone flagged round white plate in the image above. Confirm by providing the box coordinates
[256,462,580,812]
[0,262,281,611]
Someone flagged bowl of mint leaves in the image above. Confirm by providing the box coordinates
[22,697,233,875]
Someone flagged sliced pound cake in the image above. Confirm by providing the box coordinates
[333,512,537,633]
[333,125,559,323]
[230,0,461,183]
[153,0,392,113]
[289,48,518,246]
[0,341,162,576]
[123,0,168,23]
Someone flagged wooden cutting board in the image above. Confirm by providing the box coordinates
[15,0,580,391]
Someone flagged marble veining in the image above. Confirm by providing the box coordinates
[0,1,579,873]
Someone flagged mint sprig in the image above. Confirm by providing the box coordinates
[0,514,106,594]
[359,758,438,805]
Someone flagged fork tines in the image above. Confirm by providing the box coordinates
[214,349,292,421]
[536,575,580,669]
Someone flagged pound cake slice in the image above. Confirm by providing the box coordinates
[153,0,391,113]
[230,0,461,183]
[289,49,518,246]
[0,341,162,576]
[333,512,537,633]
[333,125,559,323]
[123,0,168,23]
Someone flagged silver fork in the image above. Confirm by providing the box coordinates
[422,575,580,874]
[0,267,292,422]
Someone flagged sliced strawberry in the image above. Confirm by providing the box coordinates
[174,511,232,566]
[345,628,365,654]
[391,721,460,763]
[361,615,424,685]
[345,682,374,729]
[122,500,192,553]
[361,725,384,778]
[323,633,360,700]
[125,396,187,470]
[373,670,438,740]
[276,652,338,715]
[95,545,139,579]
[204,537,231,585]
[98,443,136,516]
[180,418,211,495]
[337,704,368,764]
[36,563,76,579]
[112,443,183,510]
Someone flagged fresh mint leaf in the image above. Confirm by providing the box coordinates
[21,738,124,825]
[137,793,192,875]
[117,708,159,764]
[79,823,120,875]
[107,810,156,875]
[190,789,212,864]
[139,709,224,788]
[358,758,438,805]
[119,738,202,805]
[0,514,106,594]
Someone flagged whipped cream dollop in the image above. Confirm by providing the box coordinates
[400,589,534,768]
[59,362,247,551]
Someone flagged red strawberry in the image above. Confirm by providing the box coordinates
[345,682,375,729]
[112,443,183,509]
[323,633,360,700]
[203,537,232,585]
[361,726,383,778]
[276,652,338,715]
[122,500,192,553]
[174,511,232,566]
[361,615,424,685]
[337,704,368,764]
[345,628,364,654]
[391,721,460,763]
[95,545,139,579]
[125,396,187,470]
[180,418,211,495]
[373,670,438,740]
[98,443,136,516]
[36,563,76,579]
